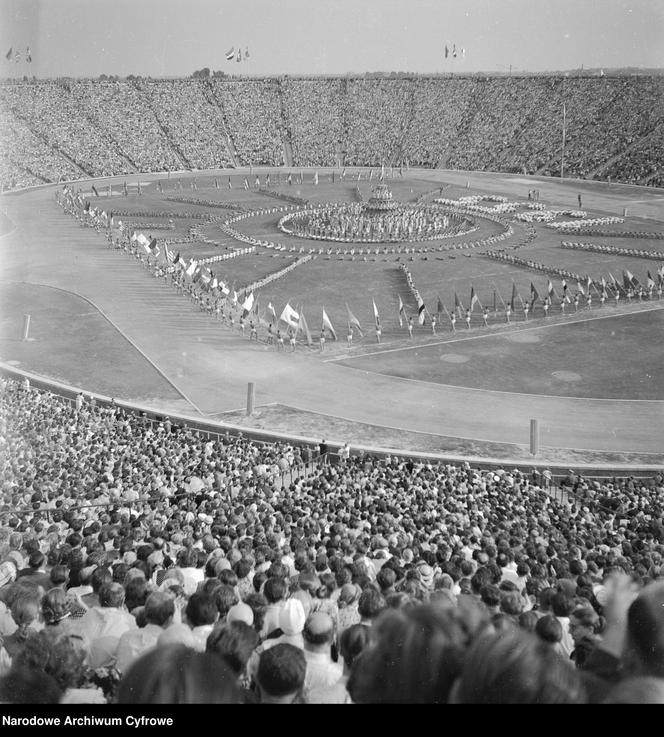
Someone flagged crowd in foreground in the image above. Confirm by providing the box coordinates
[1,75,663,191]
[0,377,663,704]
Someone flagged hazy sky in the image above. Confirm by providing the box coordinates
[1,0,662,78]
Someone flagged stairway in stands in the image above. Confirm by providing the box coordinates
[586,123,664,181]
[201,81,239,168]
[131,80,192,171]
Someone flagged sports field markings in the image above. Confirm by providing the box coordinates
[0,278,206,415]
[326,301,664,363]
[324,305,664,404]
[0,209,18,240]
[332,341,664,405]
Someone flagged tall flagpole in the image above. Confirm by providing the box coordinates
[561,102,567,181]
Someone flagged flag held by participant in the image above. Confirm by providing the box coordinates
[530,282,540,308]
[297,308,313,345]
[322,308,337,340]
[346,304,363,336]
[241,291,255,317]
[372,299,380,328]
[416,295,426,325]
[280,302,300,329]
[398,295,406,328]
[469,286,481,312]
[454,291,463,317]
[510,283,518,311]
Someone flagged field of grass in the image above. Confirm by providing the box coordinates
[339,307,664,399]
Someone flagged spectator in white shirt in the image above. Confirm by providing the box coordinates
[302,612,342,699]
[115,592,175,674]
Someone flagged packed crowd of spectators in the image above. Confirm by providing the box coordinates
[208,79,284,167]
[1,376,663,704]
[2,75,663,192]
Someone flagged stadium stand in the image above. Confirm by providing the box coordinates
[2,75,664,190]
[0,376,663,703]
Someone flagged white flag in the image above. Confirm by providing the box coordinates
[280,302,300,329]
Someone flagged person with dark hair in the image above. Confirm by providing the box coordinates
[534,614,564,654]
[307,623,371,703]
[117,644,241,704]
[244,592,268,638]
[551,590,575,658]
[206,620,259,697]
[116,592,175,674]
[569,604,603,668]
[255,644,306,704]
[349,605,467,704]
[40,587,79,640]
[452,629,586,704]
[15,550,51,591]
[0,665,62,704]
[185,592,218,651]
[358,587,386,626]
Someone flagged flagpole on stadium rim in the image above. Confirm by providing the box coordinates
[560,102,566,181]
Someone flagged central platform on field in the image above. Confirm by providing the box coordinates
[278,183,473,244]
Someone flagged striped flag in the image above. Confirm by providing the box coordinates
[25,46,32,63]
[346,304,363,336]
[469,286,481,312]
[372,299,380,328]
[225,47,235,61]
[416,295,426,325]
[623,269,638,290]
[322,308,337,340]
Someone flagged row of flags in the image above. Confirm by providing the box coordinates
[444,43,465,59]
[5,46,31,63]
[225,46,250,63]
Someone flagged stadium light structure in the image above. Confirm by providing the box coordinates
[561,103,567,181]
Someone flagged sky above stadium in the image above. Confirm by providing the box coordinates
[1,0,662,78]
